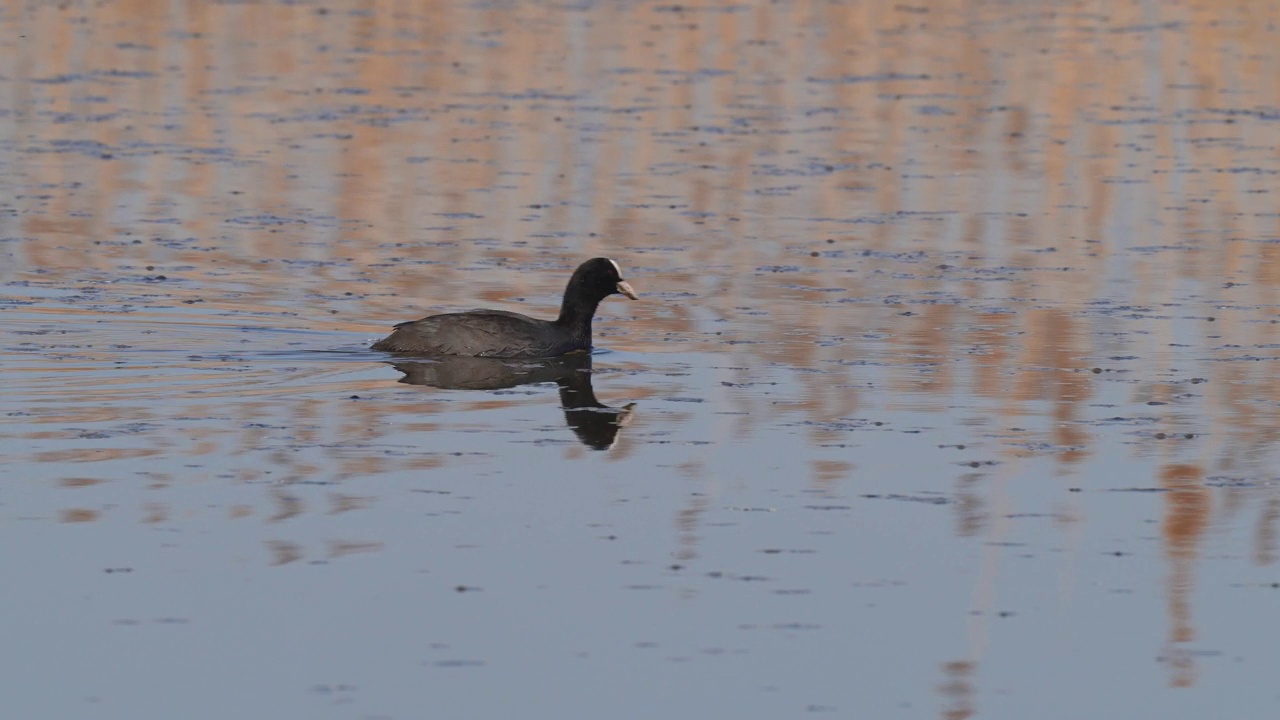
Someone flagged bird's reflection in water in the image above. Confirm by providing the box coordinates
[388,353,635,450]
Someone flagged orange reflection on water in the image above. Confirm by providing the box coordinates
[1160,462,1209,688]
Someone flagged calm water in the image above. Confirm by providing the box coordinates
[3,1,1280,718]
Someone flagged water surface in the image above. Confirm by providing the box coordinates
[3,1,1280,718]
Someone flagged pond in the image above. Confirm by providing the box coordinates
[3,1,1280,718]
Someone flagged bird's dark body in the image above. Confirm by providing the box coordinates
[370,258,637,359]
[372,310,589,358]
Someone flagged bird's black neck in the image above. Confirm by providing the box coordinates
[556,295,600,337]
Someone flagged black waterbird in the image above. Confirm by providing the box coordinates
[371,258,637,358]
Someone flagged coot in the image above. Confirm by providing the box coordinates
[371,258,638,358]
